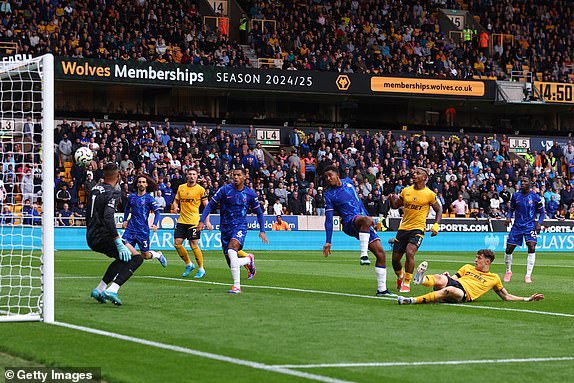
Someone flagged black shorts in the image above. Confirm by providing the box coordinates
[174,223,200,241]
[88,237,120,260]
[446,276,468,302]
[393,229,424,253]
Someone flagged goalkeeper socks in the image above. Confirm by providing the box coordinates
[403,272,413,287]
[96,281,107,293]
[113,254,144,285]
[107,282,120,293]
[415,291,438,304]
[192,246,204,269]
[149,250,161,259]
[375,266,388,292]
[504,253,513,273]
[175,244,191,265]
[103,260,124,284]
[526,253,536,277]
[359,231,370,258]
[237,250,249,257]
[422,274,436,287]
[228,249,241,288]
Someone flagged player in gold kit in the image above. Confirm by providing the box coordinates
[173,168,211,278]
[397,249,544,304]
[390,167,442,293]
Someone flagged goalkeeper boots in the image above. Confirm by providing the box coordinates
[360,256,371,266]
[158,252,168,268]
[182,263,196,277]
[194,269,206,279]
[413,261,428,285]
[90,288,107,304]
[247,254,256,280]
[102,290,122,306]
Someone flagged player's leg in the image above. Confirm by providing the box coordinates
[189,239,205,278]
[227,230,250,293]
[400,231,424,292]
[139,235,167,268]
[238,250,256,280]
[525,240,537,283]
[391,231,407,290]
[355,215,374,266]
[504,230,520,282]
[174,224,195,277]
[399,285,463,305]
[369,237,394,297]
[102,241,143,305]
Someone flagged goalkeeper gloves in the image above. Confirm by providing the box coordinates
[114,238,132,262]
[430,222,439,236]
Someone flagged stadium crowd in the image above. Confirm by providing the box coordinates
[0,0,573,82]
[3,116,574,226]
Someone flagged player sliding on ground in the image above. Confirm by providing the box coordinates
[397,249,544,305]
[322,165,393,297]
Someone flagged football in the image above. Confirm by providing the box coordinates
[74,147,93,167]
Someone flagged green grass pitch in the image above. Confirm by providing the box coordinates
[1,250,573,383]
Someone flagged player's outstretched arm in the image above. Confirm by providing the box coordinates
[496,288,545,302]
[259,231,269,244]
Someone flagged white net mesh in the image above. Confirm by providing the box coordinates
[0,57,51,321]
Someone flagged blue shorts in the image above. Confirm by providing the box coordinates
[122,230,150,252]
[342,216,380,244]
[507,227,538,246]
[221,227,247,254]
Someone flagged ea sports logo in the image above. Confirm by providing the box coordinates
[336,75,351,91]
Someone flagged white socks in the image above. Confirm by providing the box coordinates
[375,266,387,292]
[149,250,161,259]
[526,253,536,277]
[359,232,369,258]
[504,253,513,273]
[228,249,240,288]
[96,281,107,293]
[107,282,120,293]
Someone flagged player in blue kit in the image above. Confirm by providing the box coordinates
[197,167,268,294]
[122,174,167,267]
[322,165,393,297]
[504,176,545,283]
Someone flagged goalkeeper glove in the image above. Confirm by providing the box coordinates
[114,238,131,262]
[430,222,439,236]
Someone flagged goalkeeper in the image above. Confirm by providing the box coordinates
[86,163,143,306]
[389,167,442,293]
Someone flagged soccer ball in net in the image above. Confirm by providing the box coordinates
[74,147,93,167]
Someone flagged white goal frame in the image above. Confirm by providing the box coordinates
[0,54,54,323]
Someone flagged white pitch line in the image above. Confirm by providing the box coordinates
[271,356,574,369]
[56,275,574,318]
[53,321,354,383]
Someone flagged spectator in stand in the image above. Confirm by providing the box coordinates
[560,184,574,214]
[55,183,72,210]
[155,190,166,213]
[451,195,469,218]
[1,205,12,224]
[73,202,87,226]
[272,215,291,231]
[22,199,41,225]
[58,203,74,226]
[314,187,326,216]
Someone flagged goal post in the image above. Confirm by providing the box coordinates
[0,54,54,323]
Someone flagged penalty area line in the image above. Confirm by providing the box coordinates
[271,356,574,369]
[52,321,354,383]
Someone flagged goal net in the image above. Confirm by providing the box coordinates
[0,54,54,323]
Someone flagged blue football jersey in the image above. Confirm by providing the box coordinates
[508,191,545,232]
[324,177,368,225]
[210,184,261,232]
[125,193,159,235]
